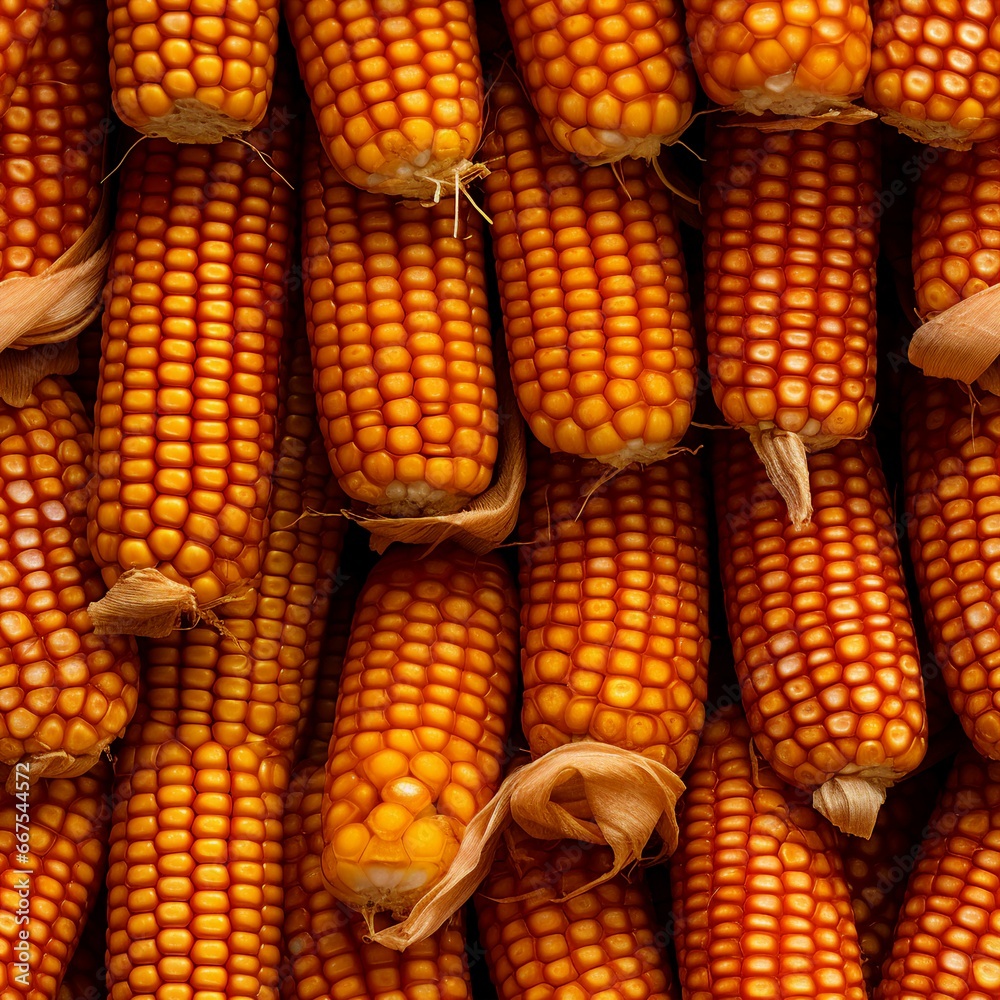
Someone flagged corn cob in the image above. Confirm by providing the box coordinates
[476,827,679,1000]
[876,749,1000,1000]
[683,0,872,116]
[87,97,297,637]
[714,431,928,837]
[105,329,344,1000]
[500,0,695,163]
[0,376,138,784]
[483,73,697,469]
[704,121,880,526]
[670,706,867,1000]
[107,0,279,143]
[56,885,107,1000]
[903,377,1000,761]
[0,1,54,125]
[301,121,498,517]
[868,0,1000,148]
[0,762,112,1000]
[908,141,1000,391]
[321,542,519,915]
[285,0,485,201]
[0,0,109,280]
[836,758,951,992]
[519,442,710,775]
[282,591,472,1000]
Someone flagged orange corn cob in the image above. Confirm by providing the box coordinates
[704,121,880,526]
[483,74,697,469]
[0,0,109,280]
[0,762,112,1000]
[836,758,951,992]
[670,707,867,1000]
[88,99,297,635]
[500,0,695,163]
[105,330,344,1000]
[683,0,872,116]
[476,828,679,1000]
[282,590,472,1000]
[868,0,1000,148]
[904,377,1000,760]
[56,886,107,1000]
[519,442,710,775]
[285,0,485,201]
[108,0,279,143]
[301,122,498,516]
[714,432,928,837]
[908,142,1000,391]
[0,2,54,125]
[876,750,1000,1000]
[321,542,519,914]
[0,376,138,783]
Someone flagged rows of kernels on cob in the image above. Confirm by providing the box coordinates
[518,441,710,775]
[483,69,698,470]
[714,431,928,837]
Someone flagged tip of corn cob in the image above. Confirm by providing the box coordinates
[734,82,865,119]
[124,96,265,145]
[876,108,979,150]
[812,773,890,839]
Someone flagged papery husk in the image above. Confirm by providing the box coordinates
[87,566,250,638]
[812,773,890,839]
[0,339,80,406]
[366,742,685,951]
[0,747,105,795]
[719,104,877,132]
[908,283,1000,389]
[344,362,526,555]
[0,185,112,352]
[747,424,813,528]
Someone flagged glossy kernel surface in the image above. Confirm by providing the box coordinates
[715,433,928,791]
[484,77,697,467]
[302,124,498,516]
[704,123,879,442]
[321,544,519,913]
[519,444,710,774]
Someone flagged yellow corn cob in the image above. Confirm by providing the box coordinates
[476,828,679,1000]
[684,0,872,116]
[0,763,112,1000]
[0,376,138,783]
[106,330,345,1000]
[500,0,695,163]
[283,592,472,1000]
[483,73,697,468]
[301,121,498,516]
[285,0,486,201]
[108,0,279,143]
[519,441,710,775]
[321,543,519,914]
[88,96,297,634]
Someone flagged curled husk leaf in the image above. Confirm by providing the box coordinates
[367,743,684,951]
[812,774,890,839]
[345,362,526,555]
[0,340,80,406]
[0,187,112,352]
